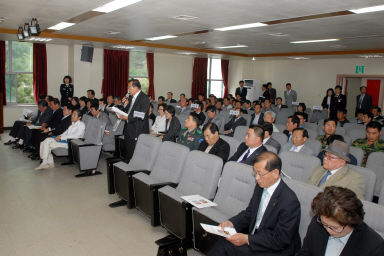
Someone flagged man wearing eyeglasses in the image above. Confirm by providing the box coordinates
[208,152,301,256]
[307,140,365,199]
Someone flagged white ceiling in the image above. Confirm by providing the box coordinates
[1,0,384,57]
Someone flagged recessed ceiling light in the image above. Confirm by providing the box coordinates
[268,33,288,37]
[106,31,121,35]
[48,22,75,30]
[93,0,143,13]
[112,45,134,49]
[215,22,267,31]
[173,15,198,21]
[350,5,384,14]
[291,39,339,44]
[177,52,196,55]
[288,57,310,60]
[192,41,206,45]
[252,57,256,61]
[358,55,383,58]
[28,37,52,42]
[145,35,177,41]
[216,45,248,49]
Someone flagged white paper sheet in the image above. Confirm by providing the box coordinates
[110,106,128,117]
[181,195,217,209]
[27,125,42,130]
[23,109,34,117]
[200,224,237,238]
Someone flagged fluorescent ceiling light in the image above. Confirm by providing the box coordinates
[177,52,196,55]
[145,35,177,41]
[48,22,75,30]
[291,39,339,44]
[288,57,309,60]
[93,0,143,13]
[28,37,52,42]
[215,22,267,31]
[350,5,384,14]
[113,45,134,49]
[216,45,248,49]
[358,55,383,58]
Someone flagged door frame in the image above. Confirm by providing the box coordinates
[336,74,384,109]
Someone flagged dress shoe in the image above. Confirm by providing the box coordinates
[23,147,34,153]
[12,143,24,149]
[4,140,15,145]
[75,170,102,178]
[109,200,127,208]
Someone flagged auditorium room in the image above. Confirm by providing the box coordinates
[1,0,384,255]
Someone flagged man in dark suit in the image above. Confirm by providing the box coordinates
[273,97,288,111]
[298,186,384,256]
[199,123,230,162]
[166,92,177,104]
[267,82,277,104]
[228,125,267,166]
[333,85,347,111]
[356,86,372,115]
[261,122,281,153]
[235,80,247,101]
[223,108,247,137]
[250,103,264,126]
[283,115,300,142]
[120,79,150,163]
[209,152,301,256]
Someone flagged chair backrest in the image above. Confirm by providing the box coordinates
[265,144,277,154]
[379,185,384,206]
[275,123,286,132]
[149,119,153,128]
[150,142,190,183]
[242,114,252,127]
[271,132,288,147]
[233,126,248,142]
[343,134,352,145]
[310,110,328,123]
[84,117,105,145]
[304,139,322,155]
[343,123,362,131]
[336,126,346,136]
[348,164,376,201]
[176,151,223,200]
[348,128,366,142]
[279,151,321,182]
[176,114,189,129]
[220,135,240,159]
[306,129,318,140]
[128,134,162,171]
[366,152,384,197]
[302,122,318,131]
[363,200,384,238]
[214,162,256,217]
[349,146,364,166]
[275,111,291,124]
[283,178,321,242]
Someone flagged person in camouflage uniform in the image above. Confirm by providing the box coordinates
[178,112,204,151]
[352,121,384,166]
[316,118,337,150]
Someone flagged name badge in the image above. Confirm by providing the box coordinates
[291,101,299,105]
[229,110,239,116]
[191,104,199,109]
[312,106,323,110]
[133,111,145,119]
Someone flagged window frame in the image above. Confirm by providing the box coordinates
[129,51,149,94]
[5,41,35,105]
[207,57,224,98]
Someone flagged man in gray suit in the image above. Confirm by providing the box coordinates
[307,140,365,199]
[284,83,297,107]
[90,102,111,128]
[281,128,314,155]
[203,106,222,128]
[261,122,281,153]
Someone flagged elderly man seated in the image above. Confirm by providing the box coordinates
[281,128,314,155]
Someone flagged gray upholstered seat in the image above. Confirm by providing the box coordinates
[132,142,190,226]
[366,152,384,197]
[157,151,223,239]
[220,135,240,159]
[192,162,255,253]
[71,117,105,171]
[310,110,328,123]
[363,200,384,238]
[271,132,288,147]
[306,128,318,139]
[379,185,384,206]
[343,134,352,145]
[112,134,162,207]
[275,110,292,124]
[265,144,277,154]
[304,138,322,155]
[233,125,248,142]
[303,122,318,131]
[283,178,321,242]
[348,164,376,201]
[102,114,125,152]
[349,146,364,166]
[242,114,251,127]
[348,128,366,142]
[279,151,321,182]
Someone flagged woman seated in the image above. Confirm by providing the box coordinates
[151,103,166,134]
[159,105,181,142]
[35,109,85,170]
[298,186,384,256]
[199,123,230,162]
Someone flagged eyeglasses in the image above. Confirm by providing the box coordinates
[316,216,346,233]
[324,153,341,160]
[252,170,272,178]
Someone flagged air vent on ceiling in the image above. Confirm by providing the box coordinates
[173,15,198,21]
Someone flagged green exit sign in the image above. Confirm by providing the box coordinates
[355,65,365,74]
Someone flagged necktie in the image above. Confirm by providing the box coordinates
[291,146,298,152]
[318,171,332,187]
[127,96,136,118]
[240,149,250,163]
[252,190,269,234]
[358,95,363,108]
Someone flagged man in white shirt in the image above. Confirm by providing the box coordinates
[35,109,85,170]
[250,103,264,126]
[261,122,281,153]
[284,83,297,107]
[263,111,279,132]
[281,128,314,155]
[209,152,301,256]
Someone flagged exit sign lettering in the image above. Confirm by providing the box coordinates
[355,65,365,74]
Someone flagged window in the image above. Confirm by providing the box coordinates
[129,51,149,94]
[207,58,224,98]
[5,41,34,104]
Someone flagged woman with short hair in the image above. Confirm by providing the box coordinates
[60,75,74,105]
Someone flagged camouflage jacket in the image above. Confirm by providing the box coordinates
[177,128,204,151]
[316,135,328,150]
[352,138,384,166]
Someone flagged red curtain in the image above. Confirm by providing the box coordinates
[0,41,5,105]
[221,59,229,98]
[191,57,208,99]
[146,52,155,98]
[33,43,47,104]
[102,49,129,98]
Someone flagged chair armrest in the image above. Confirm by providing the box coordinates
[129,170,150,175]
[77,143,98,147]
[149,182,178,190]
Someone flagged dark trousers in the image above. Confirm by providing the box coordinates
[9,121,26,138]
[31,130,49,152]
[17,126,33,146]
[124,138,137,163]
[208,238,255,256]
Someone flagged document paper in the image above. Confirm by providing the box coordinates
[181,195,217,209]
[200,224,237,238]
